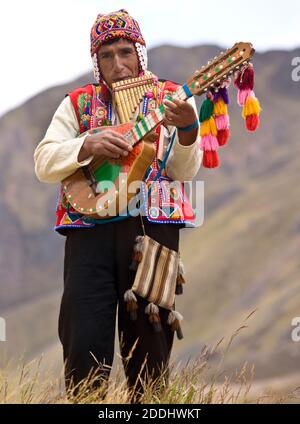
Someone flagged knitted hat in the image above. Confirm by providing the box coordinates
[90,9,147,82]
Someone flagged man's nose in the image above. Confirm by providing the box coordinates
[113,55,124,71]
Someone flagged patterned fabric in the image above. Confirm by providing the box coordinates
[68,84,110,133]
[131,235,179,310]
[54,80,196,235]
[90,9,146,57]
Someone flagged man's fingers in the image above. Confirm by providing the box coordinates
[172,98,185,108]
[94,129,132,151]
[165,109,178,121]
[163,99,178,111]
[105,140,129,156]
[163,98,185,113]
[106,131,133,151]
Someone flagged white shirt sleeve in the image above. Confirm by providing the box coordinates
[34,96,94,184]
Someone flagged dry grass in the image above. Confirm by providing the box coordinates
[1,316,299,404]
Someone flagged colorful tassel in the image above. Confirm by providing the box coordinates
[145,303,162,332]
[213,98,227,115]
[199,97,214,122]
[124,289,138,321]
[242,96,261,131]
[234,64,254,90]
[234,63,261,132]
[245,114,260,131]
[199,93,219,168]
[167,310,184,340]
[213,85,230,146]
[200,117,217,136]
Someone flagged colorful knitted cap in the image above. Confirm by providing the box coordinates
[90,9,146,57]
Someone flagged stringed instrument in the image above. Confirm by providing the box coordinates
[62,42,255,219]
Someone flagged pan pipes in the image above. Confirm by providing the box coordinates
[112,71,156,124]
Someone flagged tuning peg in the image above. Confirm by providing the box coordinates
[222,75,227,78]
[207,60,211,64]
[220,51,224,54]
[235,66,240,69]
[204,88,208,92]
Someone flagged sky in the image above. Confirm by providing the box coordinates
[0,0,299,117]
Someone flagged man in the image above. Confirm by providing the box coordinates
[34,9,202,401]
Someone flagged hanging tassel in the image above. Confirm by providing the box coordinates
[167,310,184,340]
[124,289,138,321]
[234,63,262,132]
[199,93,219,168]
[199,96,214,121]
[213,98,227,115]
[200,135,219,168]
[237,88,252,107]
[234,64,254,90]
[245,113,260,131]
[213,85,230,146]
[242,96,261,131]
[129,235,144,271]
[145,302,162,332]
[176,257,186,295]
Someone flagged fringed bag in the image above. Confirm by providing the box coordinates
[124,218,186,340]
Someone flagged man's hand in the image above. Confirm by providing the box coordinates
[163,98,197,129]
[78,128,133,162]
[163,98,199,146]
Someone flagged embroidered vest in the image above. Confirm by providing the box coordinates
[54,80,196,235]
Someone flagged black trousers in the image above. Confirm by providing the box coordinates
[58,215,181,400]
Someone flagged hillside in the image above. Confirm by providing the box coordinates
[0,44,299,384]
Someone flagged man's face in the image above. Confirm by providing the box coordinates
[97,39,139,87]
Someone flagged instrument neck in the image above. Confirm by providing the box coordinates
[124,85,191,147]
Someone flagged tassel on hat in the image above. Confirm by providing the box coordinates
[168,310,184,340]
[124,289,138,321]
[199,92,219,168]
[234,63,261,131]
[145,302,162,332]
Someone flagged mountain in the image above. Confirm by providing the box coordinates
[0,44,300,384]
